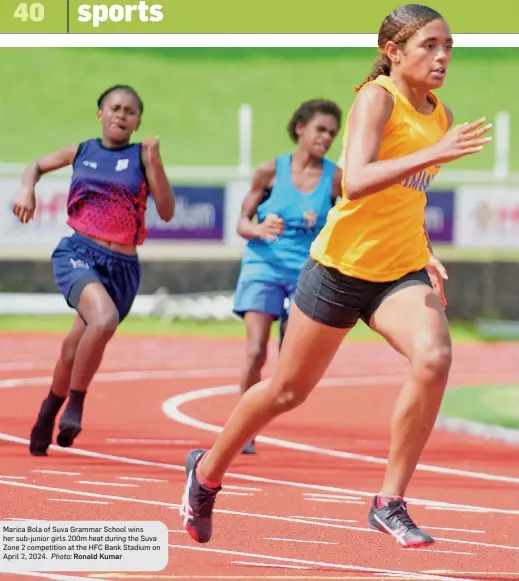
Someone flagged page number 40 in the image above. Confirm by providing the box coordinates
[14,2,45,22]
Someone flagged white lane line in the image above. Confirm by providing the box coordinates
[436,536,518,550]
[162,383,519,485]
[0,478,480,581]
[117,476,168,483]
[225,485,262,492]
[425,506,490,513]
[421,526,485,534]
[419,549,475,556]
[304,498,365,505]
[4,366,517,486]
[76,480,139,487]
[264,537,338,545]
[168,543,481,581]
[3,478,515,551]
[0,432,517,516]
[0,367,241,390]
[292,515,358,523]
[0,362,42,370]
[106,438,200,445]
[304,492,363,500]
[48,499,110,505]
[232,560,311,570]
[34,470,80,476]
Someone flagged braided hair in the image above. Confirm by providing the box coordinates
[354,4,444,92]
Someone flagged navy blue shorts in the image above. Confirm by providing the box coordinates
[51,232,141,323]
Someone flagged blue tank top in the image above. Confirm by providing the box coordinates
[240,153,336,284]
[67,138,149,245]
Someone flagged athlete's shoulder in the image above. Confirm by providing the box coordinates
[321,156,338,175]
[255,158,277,179]
[349,83,394,128]
[442,104,454,128]
[75,138,101,156]
[80,137,101,148]
[72,139,97,166]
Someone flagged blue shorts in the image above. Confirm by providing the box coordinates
[51,232,141,323]
[233,278,297,320]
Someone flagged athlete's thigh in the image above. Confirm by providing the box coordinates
[368,277,451,361]
[244,311,276,346]
[76,281,119,324]
[51,235,100,312]
[272,302,348,398]
[271,258,365,396]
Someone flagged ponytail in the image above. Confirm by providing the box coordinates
[353,53,391,92]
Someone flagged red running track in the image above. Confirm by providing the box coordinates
[0,332,518,581]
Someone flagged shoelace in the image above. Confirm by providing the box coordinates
[385,500,418,530]
[193,484,218,518]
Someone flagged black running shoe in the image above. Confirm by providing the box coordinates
[29,417,55,456]
[29,392,66,456]
[180,449,221,543]
[368,496,434,548]
[56,420,82,448]
[241,439,257,455]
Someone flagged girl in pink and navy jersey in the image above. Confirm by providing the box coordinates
[12,85,175,456]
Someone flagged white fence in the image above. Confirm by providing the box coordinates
[1,106,519,321]
[0,106,516,185]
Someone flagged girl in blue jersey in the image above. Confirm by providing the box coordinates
[12,85,175,456]
[233,99,343,454]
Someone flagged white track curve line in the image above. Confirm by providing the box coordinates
[0,369,405,391]
[0,433,517,516]
[0,368,241,389]
[161,383,519,485]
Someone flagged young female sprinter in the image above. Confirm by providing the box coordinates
[180,4,492,549]
[233,99,342,454]
[13,85,175,456]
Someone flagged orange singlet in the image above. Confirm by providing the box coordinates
[310,75,449,282]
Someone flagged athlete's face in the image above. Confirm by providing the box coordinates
[98,90,142,144]
[298,113,339,159]
[390,18,453,90]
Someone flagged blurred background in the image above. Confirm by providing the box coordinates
[0,46,518,431]
[0,47,518,331]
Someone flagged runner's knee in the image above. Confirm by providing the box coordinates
[270,380,310,413]
[413,342,452,383]
[88,309,119,339]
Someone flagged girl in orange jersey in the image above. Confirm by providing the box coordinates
[180,4,492,549]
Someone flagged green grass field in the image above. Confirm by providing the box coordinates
[0,48,517,171]
[0,314,487,342]
[441,385,519,430]
[2,314,515,429]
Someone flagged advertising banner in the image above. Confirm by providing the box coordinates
[0,177,72,246]
[146,186,224,241]
[425,190,455,243]
[0,179,224,245]
[454,186,519,248]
